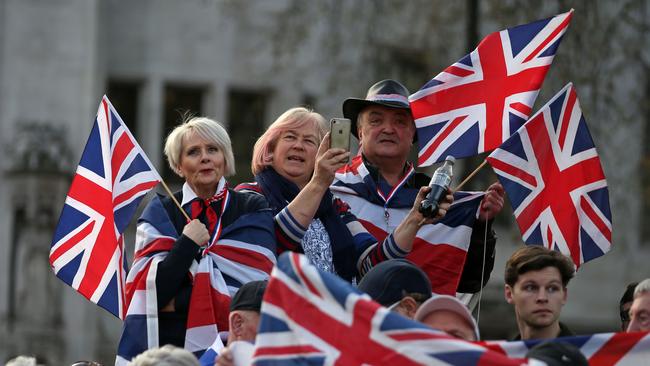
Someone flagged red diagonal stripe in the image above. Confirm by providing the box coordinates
[113,180,159,207]
[580,196,612,243]
[445,65,473,77]
[111,131,135,183]
[589,332,647,366]
[510,102,532,116]
[522,12,572,63]
[486,156,537,187]
[418,116,466,166]
[557,87,577,150]
[50,221,95,263]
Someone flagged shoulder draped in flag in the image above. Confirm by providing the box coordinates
[486,83,611,267]
[332,157,484,295]
[116,194,277,364]
[252,252,531,366]
[482,331,650,366]
[410,9,573,167]
[49,96,161,319]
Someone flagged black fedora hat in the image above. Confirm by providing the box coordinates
[342,79,412,139]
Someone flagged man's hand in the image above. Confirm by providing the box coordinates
[479,182,505,221]
[412,186,454,226]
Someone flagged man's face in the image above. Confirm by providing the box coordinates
[627,292,650,332]
[420,309,477,341]
[357,105,415,164]
[505,267,567,331]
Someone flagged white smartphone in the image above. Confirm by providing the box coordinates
[330,118,351,154]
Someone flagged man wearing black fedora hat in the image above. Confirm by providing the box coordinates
[331,79,505,294]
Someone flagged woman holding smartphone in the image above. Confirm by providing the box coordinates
[235,107,451,281]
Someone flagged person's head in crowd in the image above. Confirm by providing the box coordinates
[414,295,479,341]
[342,79,414,169]
[5,356,37,366]
[164,116,236,198]
[525,341,588,366]
[251,107,326,188]
[619,282,638,331]
[228,280,268,344]
[504,246,575,340]
[627,278,650,332]
[357,259,432,319]
[129,345,199,366]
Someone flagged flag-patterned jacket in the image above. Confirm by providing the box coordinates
[332,155,496,294]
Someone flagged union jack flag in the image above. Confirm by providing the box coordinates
[410,10,573,167]
[486,83,611,267]
[482,331,650,365]
[49,96,161,319]
[252,252,530,365]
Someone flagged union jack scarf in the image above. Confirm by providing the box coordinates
[116,178,276,364]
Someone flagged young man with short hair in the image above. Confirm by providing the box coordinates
[504,246,575,340]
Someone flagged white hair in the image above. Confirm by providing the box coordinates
[128,345,199,366]
[5,356,37,366]
[634,278,650,298]
[164,116,236,177]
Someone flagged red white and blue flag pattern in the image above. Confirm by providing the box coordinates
[486,83,611,267]
[410,10,573,167]
[252,254,650,365]
[332,156,483,295]
[116,191,277,365]
[49,96,161,319]
[482,332,650,366]
[252,252,529,366]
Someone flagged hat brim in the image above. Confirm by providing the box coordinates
[414,295,480,340]
[342,98,414,140]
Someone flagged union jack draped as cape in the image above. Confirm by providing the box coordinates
[332,156,483,295]
[410,10,573,167]
[115,189,277,364]
[252,252,531,365]
[482,332,650,365]
[50,96,161,319]
[486,83,611,267]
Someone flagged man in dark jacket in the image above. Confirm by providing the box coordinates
[504,246,575,340]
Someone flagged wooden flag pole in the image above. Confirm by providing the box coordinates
[453,160,488,193]
[159,179,191,221]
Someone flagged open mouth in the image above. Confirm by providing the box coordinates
[288,155,305,162]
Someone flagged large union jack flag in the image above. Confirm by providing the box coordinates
[49,96,161,319]
[486,83,611,267]
[410,10,573,167]
[252,252,530,366]
[482,331,650,366]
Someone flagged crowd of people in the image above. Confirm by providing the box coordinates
[7,79,649,365]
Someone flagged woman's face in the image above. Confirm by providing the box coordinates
[178,132,225,198]
[271,123,320,188]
